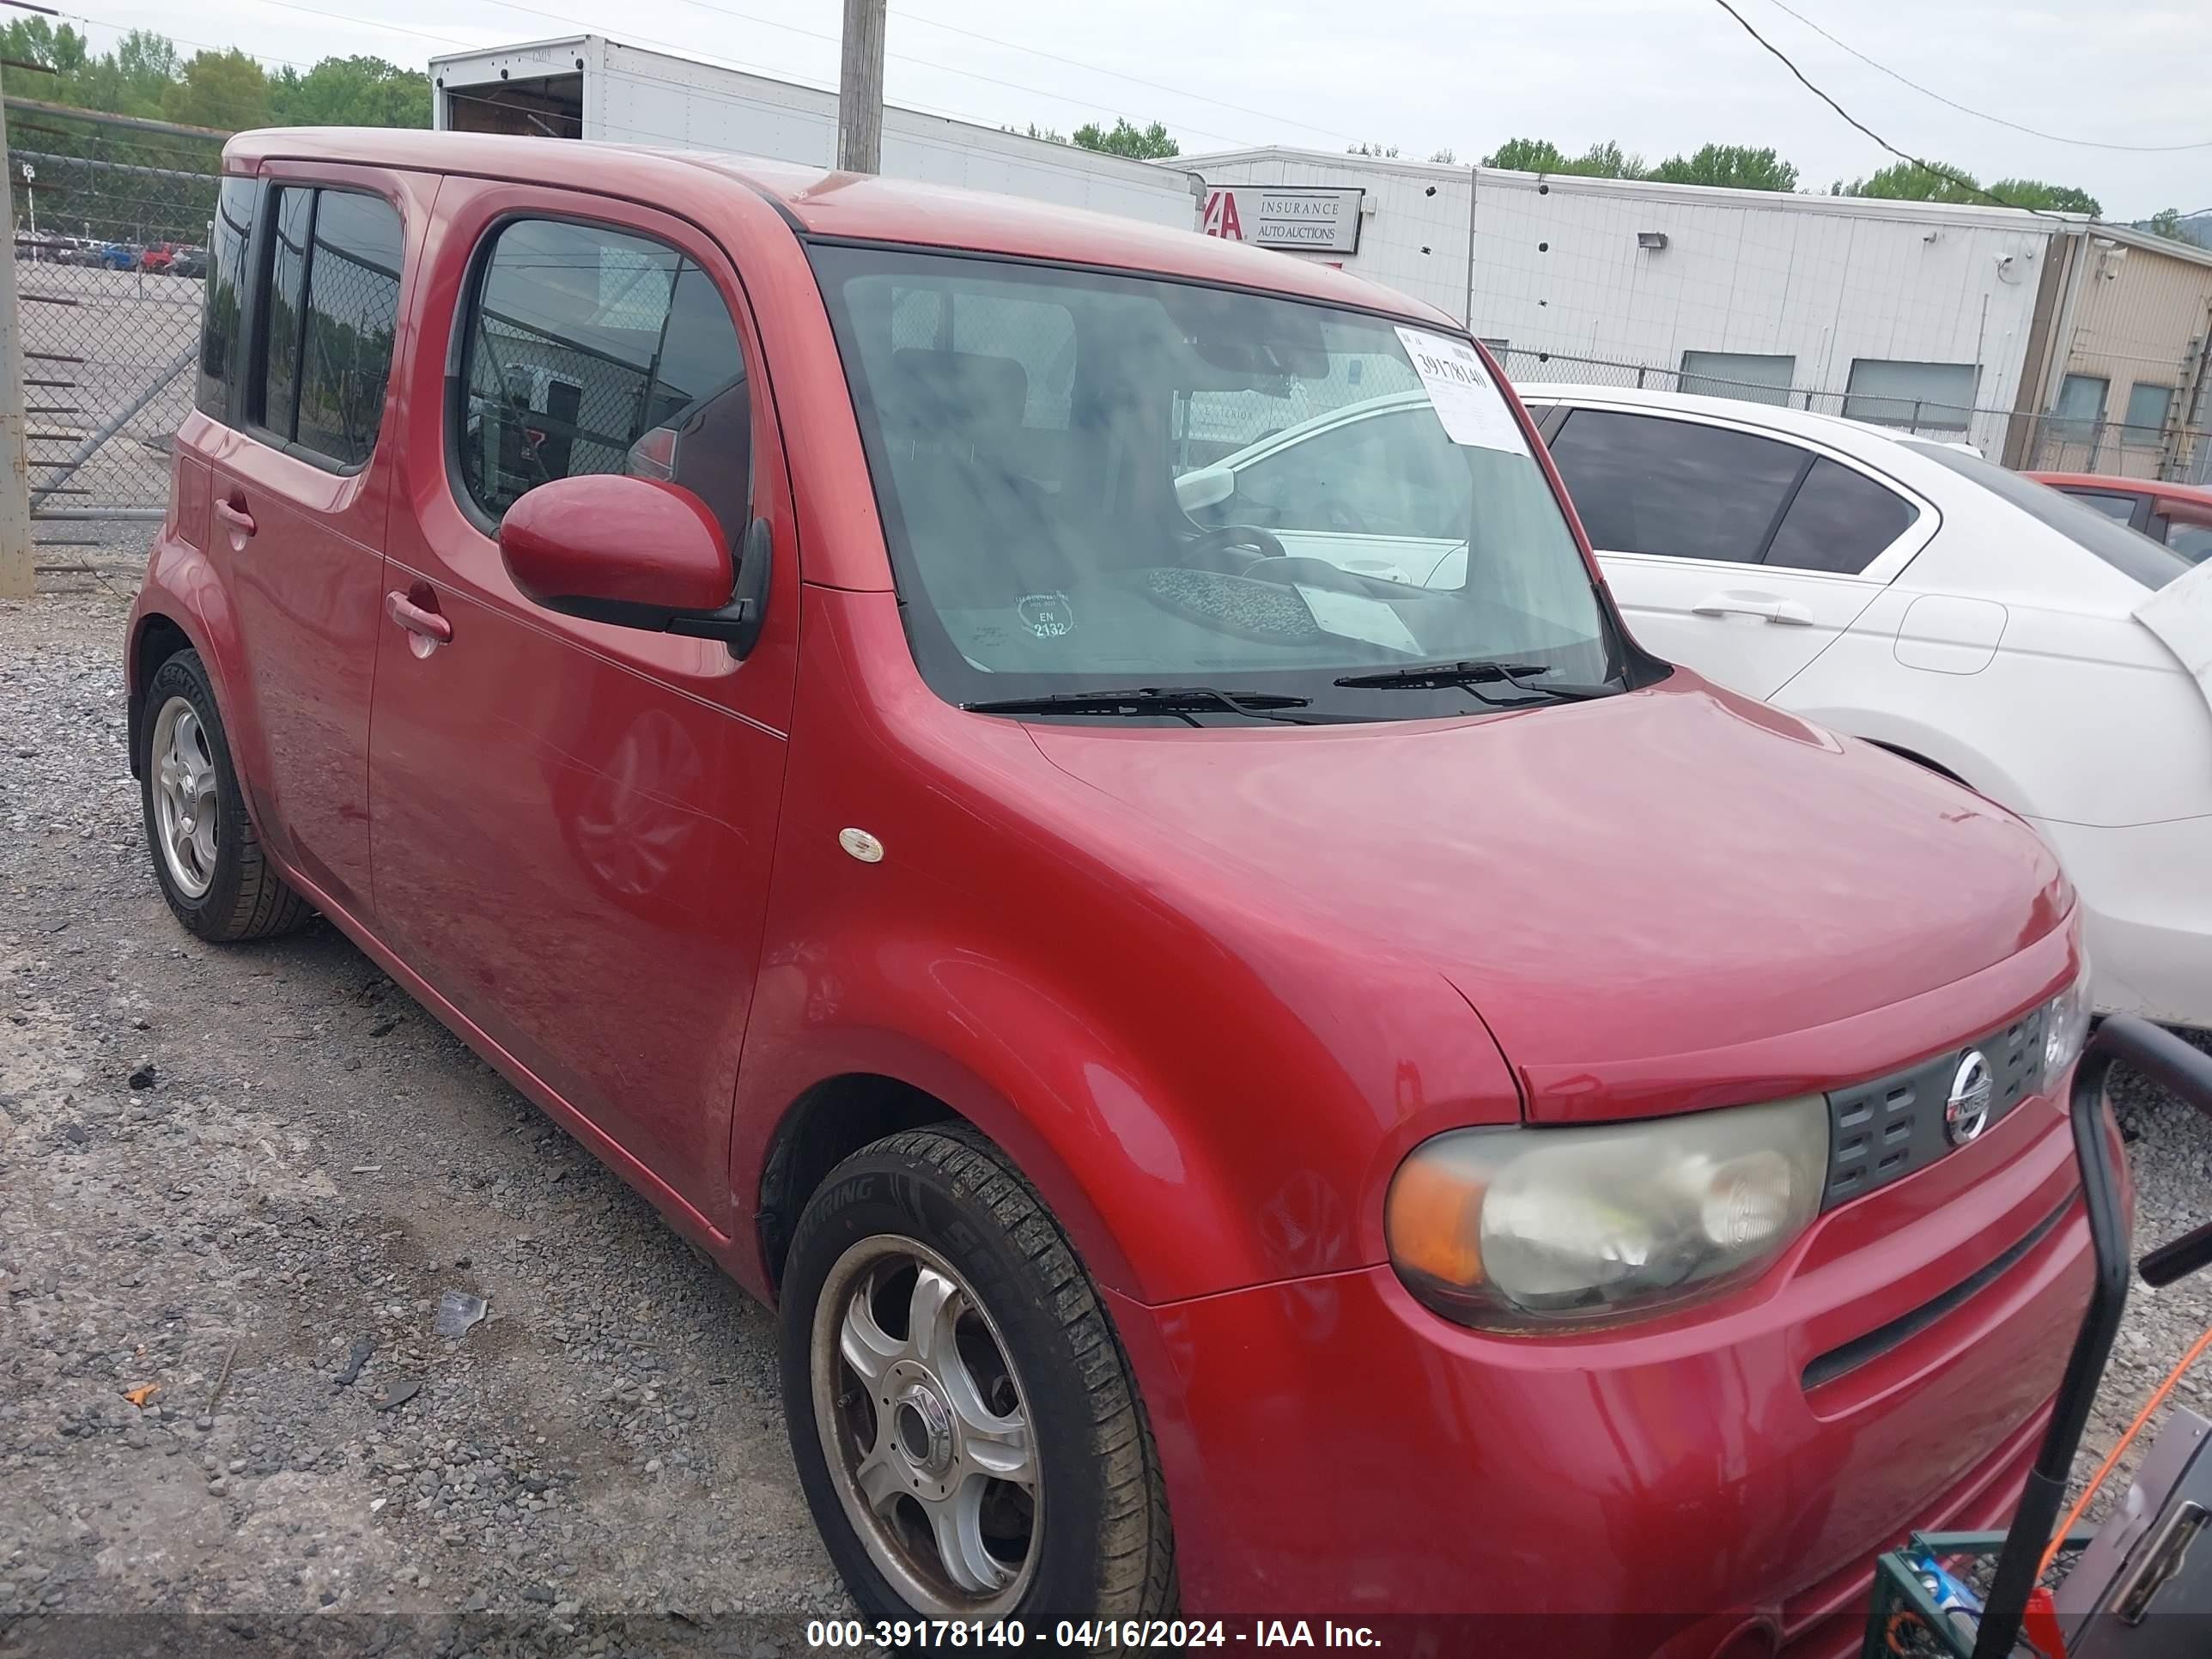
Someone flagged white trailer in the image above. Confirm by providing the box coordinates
[430,35,1204,232]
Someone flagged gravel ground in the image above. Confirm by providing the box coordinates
[1,577,840,1654]
[3,573,2211,1655]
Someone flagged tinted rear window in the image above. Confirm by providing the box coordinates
[1764,458,1919,574]
[1905,443,2190,590]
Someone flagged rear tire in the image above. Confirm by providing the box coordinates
[780,1124,1175,1632]
[137,649,313,943]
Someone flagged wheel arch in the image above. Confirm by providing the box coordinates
[735,1027,1165,1313]
[127,611,199,777]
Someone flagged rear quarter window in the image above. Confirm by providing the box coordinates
[1905,443,2191,589]
[193,177,258,422]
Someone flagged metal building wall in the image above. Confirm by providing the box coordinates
[1190,149,2057,453]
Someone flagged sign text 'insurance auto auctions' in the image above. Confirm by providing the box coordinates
[1200,185,1364,253]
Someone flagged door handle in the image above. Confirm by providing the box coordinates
[385,590,453,646]
[212,498,256,538]
[1692,592,1814,626]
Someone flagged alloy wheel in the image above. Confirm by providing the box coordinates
[150,694,219,899]
[810,1234,1042,1619]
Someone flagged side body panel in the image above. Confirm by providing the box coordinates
[366,173,801,1231]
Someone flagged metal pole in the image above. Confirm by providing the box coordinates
[835,0,886,174]
[0,77,39,600]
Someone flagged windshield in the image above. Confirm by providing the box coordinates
[1905,442,2191,589]
[812,246,1617,720]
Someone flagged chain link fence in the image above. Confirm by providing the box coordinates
[7,103,221,527]
[1491,347,2212,482]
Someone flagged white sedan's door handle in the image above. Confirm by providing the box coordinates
[1692,591,1814,626]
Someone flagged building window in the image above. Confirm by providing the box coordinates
[2124,381,2174,438]
[1679,350,1795,407]
[1842,359,1979,433]
[2051,373,2111,441]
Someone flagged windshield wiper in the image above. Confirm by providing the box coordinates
[1333,659,1624,702]
[963,685,1315,724]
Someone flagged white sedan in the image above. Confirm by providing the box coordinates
[1182,385,2212,1029]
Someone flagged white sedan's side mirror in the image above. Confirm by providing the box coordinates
[1174,465,1235,514]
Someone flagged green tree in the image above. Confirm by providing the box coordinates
[1839,161,2098,215]
[1073,118,1178,160]
[1838,160,1981,202]
[164,47,270,131]
[1346,140,1400,158]
[268,55,430,128]
[1988,177,2100,216]
[1,19,89,74]
[2148,207,2194,242]
[1648,143,1796,191]
[1480,137,1645,178]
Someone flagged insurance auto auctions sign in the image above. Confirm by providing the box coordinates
[1200,185,1364,253]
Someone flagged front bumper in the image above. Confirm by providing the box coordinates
[2030,813,2212,1030]
[1111,1085,2096,1658]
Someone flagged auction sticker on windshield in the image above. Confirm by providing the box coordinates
[1394,326,1528,455]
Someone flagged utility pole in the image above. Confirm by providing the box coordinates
[835,0,886,174]
[0,77,38,600]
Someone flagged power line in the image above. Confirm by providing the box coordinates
[1708,0,2068,222]
[1755,0,2212,154]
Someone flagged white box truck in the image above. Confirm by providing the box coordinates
[430,35,1205,232]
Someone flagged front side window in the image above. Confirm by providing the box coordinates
[1544,410,1807,563]
[814,246,1613,720]
[1205,407,1473,540]
[453,218,749,539]
[254,186,404,467]
[194,178,258,421]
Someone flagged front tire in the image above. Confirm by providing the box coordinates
[780,1125,1175,1629]
[138,649,313,943]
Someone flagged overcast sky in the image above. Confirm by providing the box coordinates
[99,0,2212,220]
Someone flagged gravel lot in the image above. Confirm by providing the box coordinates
[2,580,838,1653]
[3,575,2211,1653]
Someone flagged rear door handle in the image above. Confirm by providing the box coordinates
[213,498,256,538]
[385,590,453,647]
[1692,592,1814,626]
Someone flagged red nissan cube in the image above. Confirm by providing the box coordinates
[136,127,2097,1656]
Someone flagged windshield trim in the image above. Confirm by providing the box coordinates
[799,231,1458,337]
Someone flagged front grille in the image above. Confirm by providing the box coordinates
[1821,1006,2045,1209]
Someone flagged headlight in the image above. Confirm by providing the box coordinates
[1386,1095,1827,1332]
[2040,949,2094,1090]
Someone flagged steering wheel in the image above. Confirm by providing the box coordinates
[1182,522,1289,572]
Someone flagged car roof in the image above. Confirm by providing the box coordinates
[2029,470,2212,504]
[1508,381,1939,449]
[223,126,1458,328]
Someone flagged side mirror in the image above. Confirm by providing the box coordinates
[499,474,770,659]
[1174,465,1235,514]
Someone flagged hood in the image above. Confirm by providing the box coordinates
[2137,556,2212,712]
[1024,673,2068,1121]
